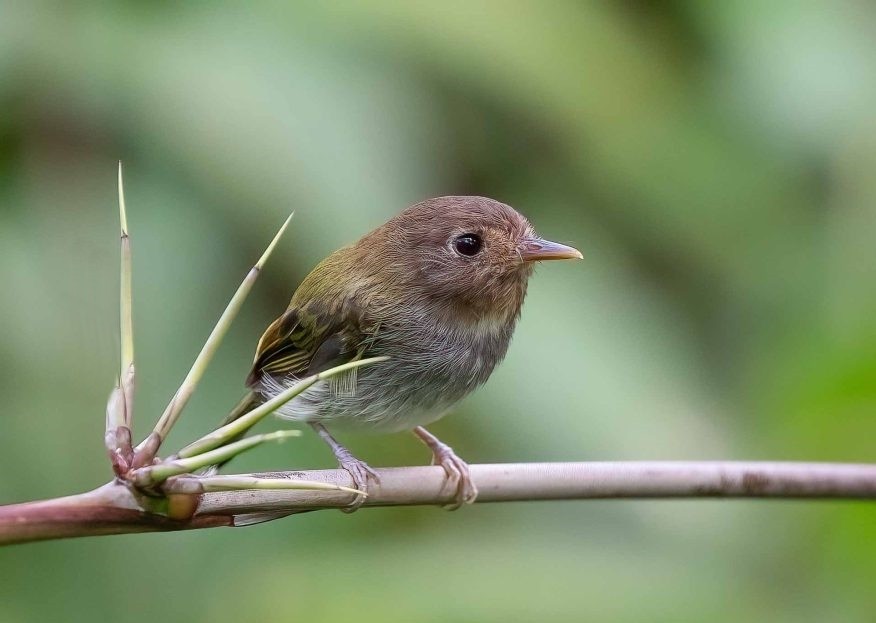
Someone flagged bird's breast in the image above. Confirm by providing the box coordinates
[267,313,516,433]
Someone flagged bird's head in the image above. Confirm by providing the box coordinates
[364,196,581,324]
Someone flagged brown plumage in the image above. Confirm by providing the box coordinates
[228,196,581,508]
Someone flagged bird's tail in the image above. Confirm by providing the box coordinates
[202,391,261,474]
[221,391,261,427]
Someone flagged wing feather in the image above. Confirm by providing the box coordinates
[246,303,367,390]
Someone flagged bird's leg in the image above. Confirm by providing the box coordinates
[310,423,379,512]
[413,426,478,510]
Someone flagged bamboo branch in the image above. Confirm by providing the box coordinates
[135,213,293,463]
[105,162,135,476]
[198,462,876,516]
[176,356,388,459]
[119,161,134,386]
[117,161,135,429]
[3,461,875,545]
[0,483,231,545]
[134,431,302,485]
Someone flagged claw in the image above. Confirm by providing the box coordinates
[334,448,378,513]
[414,426,478,510]
[310,423,376,512]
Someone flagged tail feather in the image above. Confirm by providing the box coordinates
[221,391,261,427]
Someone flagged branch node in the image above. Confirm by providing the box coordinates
[131,432,161,469]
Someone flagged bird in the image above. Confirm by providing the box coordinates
[224,196,581,510]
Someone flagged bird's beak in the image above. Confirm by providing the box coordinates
[520,237,583,262]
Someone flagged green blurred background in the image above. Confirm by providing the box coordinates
[1,2,875,621]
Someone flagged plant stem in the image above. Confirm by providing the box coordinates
[196,461,876,517]
[135,431,301,485]
[176,356,387,458]
[3,461,875,546]
[0,483,229,546]
[118,162,135,429]
[140,214,292,457]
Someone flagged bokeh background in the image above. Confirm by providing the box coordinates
[2,2,875,621]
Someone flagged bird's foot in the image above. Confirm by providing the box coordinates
[332,445,380,513]
[431,445,478,510]
[413,426,478,510]
[310,423,378,513]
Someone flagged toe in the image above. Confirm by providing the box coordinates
[461,479,479,505]
[436,455,477,510]
[362,462,382,485]
[337,459,375,513]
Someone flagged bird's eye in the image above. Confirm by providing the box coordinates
[453,233,482,256]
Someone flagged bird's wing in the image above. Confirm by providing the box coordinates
[245,303,366,389]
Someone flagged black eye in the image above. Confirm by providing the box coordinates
[453,233,482,256]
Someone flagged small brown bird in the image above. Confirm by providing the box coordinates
[229,196,581,509]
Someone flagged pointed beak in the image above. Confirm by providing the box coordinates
[520,237,583,262]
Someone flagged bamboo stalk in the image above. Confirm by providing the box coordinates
[133,431,301,485]
[175,356,388,459]
[135,214,292,461]
[3,461,875,545]
[105,163,135,475]
[0,484,230,546]
[118,161,134,428]
[165,475,364,496]
[196,461,876,518]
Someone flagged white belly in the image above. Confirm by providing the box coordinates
[256,315,514,433]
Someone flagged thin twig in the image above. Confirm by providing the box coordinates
[118,162,135,427]
[133,431,301,485]
[104,163,135,476]
[176,356,388,458]
[135,214,293,462]
[165,475,364,496]
[197,461,876,518]
[3,461,875,545]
